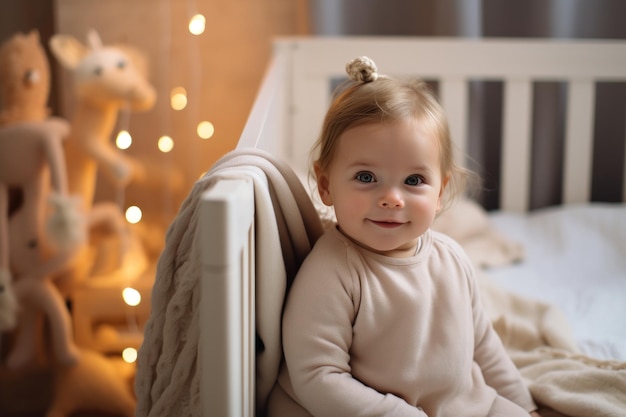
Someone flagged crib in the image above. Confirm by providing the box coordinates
[137,37,626,417]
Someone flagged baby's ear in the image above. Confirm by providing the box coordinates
[314,163,333,206]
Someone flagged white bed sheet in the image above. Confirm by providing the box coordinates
[486,203,626,361]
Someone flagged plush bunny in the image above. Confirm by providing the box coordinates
[0,30,85,369]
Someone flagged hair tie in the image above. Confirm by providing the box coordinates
[345,56,378,83]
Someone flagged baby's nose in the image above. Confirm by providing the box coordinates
[379,188,404,208]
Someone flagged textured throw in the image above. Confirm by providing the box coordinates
[134,149,324,417]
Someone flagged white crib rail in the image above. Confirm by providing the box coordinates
[199,178,256,417]
[268,37,626,211]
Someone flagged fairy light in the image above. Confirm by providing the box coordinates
[188,14,206,35]
[122,287,142,306]
[197,120,215,139]
[170,86,187,110]
[116,130,132,149]
[125,205,142,224]
[158,135,175,153]
[122,347,138,363]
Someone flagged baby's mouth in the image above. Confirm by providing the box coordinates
[369,219,405,228]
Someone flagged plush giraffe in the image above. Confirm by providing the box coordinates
[47,30,157,289]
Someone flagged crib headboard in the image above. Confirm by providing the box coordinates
[239,36,626,211]
[200,36,626,417]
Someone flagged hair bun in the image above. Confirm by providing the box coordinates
[345,56,378,83]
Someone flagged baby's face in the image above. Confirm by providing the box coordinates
[316,118,446,258]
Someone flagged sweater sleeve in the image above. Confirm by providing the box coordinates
[468,260,537,412]
[281,241,427,417]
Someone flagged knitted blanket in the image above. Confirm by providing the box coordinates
[134,149,324,417]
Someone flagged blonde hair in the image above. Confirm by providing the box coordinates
[311,57,473,209]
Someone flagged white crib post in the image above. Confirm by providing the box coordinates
[199,179,256,417]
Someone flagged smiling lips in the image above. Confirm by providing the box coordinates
[368,219,405,228]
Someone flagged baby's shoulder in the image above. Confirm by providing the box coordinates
[428,229,474,269]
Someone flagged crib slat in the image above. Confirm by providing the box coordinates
[199,179,255,417]
[563,80,595,205]
[501,79,533,212]
[439,78,468,160]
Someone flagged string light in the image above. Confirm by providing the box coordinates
[122,287,142,306]
[170,86,187,110]
[197,120,215,139]
[116,129,132,149]
[158,135,175,153]
[122,347,138,363]
[188,14,206,35]
[125,205,142,224]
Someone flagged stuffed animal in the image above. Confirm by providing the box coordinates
[47,30,157,291]
[49,29,156,208]
[0,30,85,369]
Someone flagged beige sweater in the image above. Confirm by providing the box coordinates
[270,226,537,417]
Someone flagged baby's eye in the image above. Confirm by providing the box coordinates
[405,175,424,186]
[355,171,375,183]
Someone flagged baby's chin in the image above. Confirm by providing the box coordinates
[357,239,419,258]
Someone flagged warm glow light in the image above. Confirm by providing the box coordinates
[197,120,215,139]
[188,14,206,35]
[116,130,132,149]
[125,206,142,224]
[122,287,142,306]
[122,347,138,363]
[158,135,174,153]
[170,86,188,110]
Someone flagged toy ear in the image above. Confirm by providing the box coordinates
[85,29,103,50]
[49,34,88,70]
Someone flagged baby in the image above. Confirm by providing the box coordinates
[268,57,540,417]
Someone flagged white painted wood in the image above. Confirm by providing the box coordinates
[199,179,255,417]
[501,79,533,212]
[439,78,469,162]
[238,46,289,158]
[563,81,595,205]
[270,37,626,208]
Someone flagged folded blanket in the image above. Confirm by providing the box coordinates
[134,149,324,417]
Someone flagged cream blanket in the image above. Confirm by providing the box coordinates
[433,198,626,417]
[134,149,324,417]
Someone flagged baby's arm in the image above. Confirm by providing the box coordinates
[530,411,542,417]
[468,272,538,412]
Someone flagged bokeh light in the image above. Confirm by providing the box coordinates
[122,347,138,363]
[122,287,142,307]
[116,130,132,149]
[197,120,215,139]
[125,205,142,224]
[158,135,175,153]
[170,87,188,110]
[188,14,206,35]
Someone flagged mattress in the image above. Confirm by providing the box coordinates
[486,203,626,361]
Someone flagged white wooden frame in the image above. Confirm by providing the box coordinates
[200,36,626,416]
[240,37,626,211]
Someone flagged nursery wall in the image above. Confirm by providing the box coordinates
[53,0,309,230]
